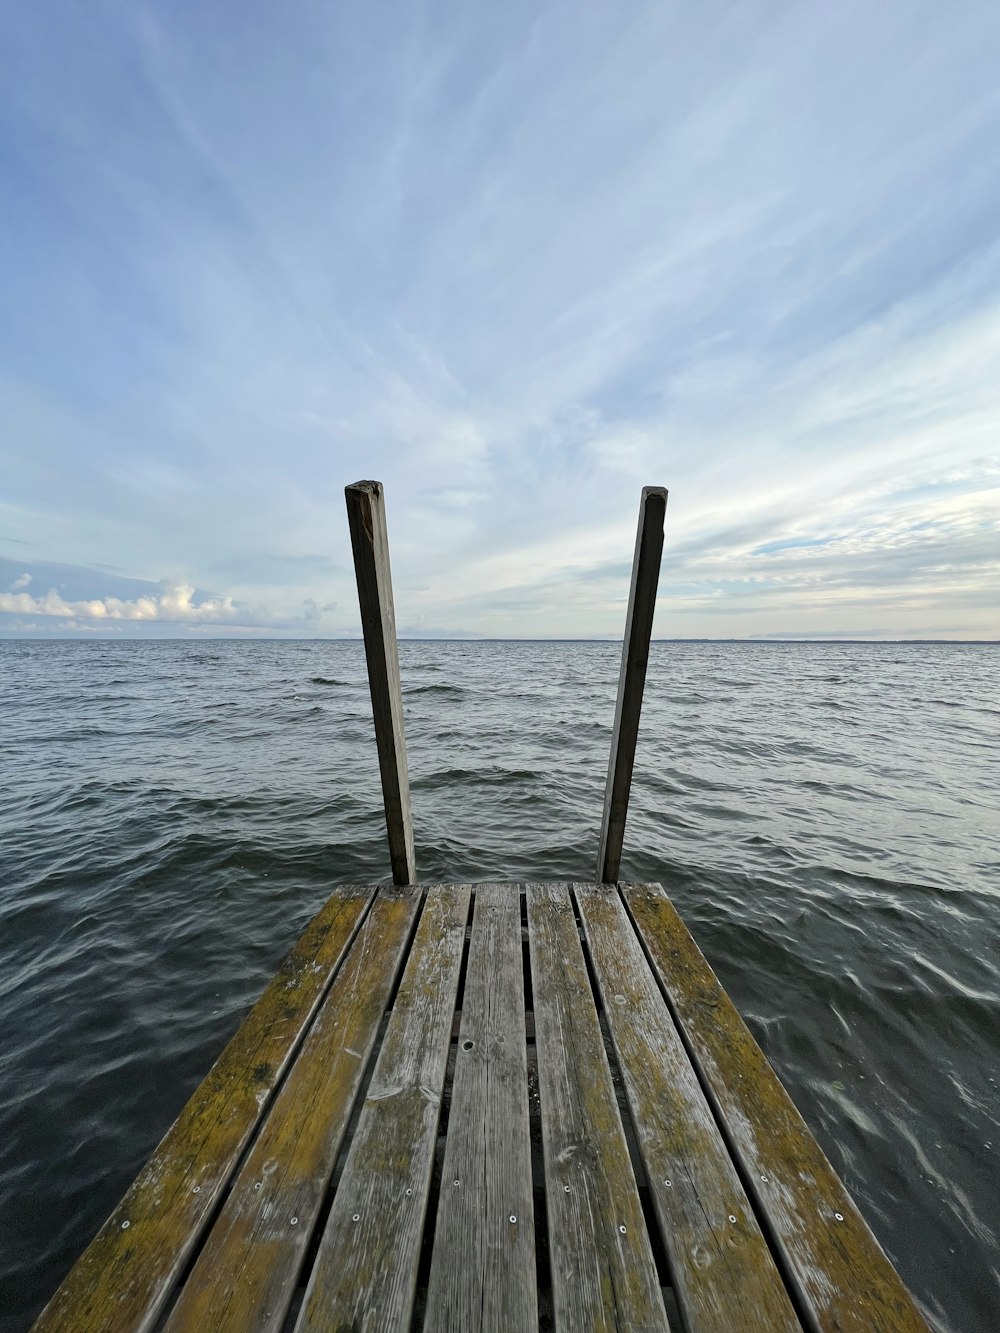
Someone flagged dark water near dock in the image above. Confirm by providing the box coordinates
[1,639,998,1331]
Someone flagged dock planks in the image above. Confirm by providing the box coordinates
[31,884,374,1333]
[624,882,929,1333]
[527,883,666,1331]
[576,883,800,1332]
[34,882,929,1333]
[424,884,537,1331]
[164,884,420,1333]
[297,884,470,1331]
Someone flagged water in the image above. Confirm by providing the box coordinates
[1,639,997,1331]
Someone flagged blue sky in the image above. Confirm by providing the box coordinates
[2,0,998,639]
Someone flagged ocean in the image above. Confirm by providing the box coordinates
[1,638,997,1331]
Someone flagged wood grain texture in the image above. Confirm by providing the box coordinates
[32,886,374,1333]
[575,883,800,1333]
[295,884,471,1333]
[526,882,668,1333]
[623,882,930,1333]
[164,886,420,1333]
[345,480,415,886]
[596,486,667,883]
[425,884,537,1332]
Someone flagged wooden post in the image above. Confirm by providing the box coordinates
[596,486,668,884]
[345,480,416,885]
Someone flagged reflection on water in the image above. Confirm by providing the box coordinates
[1,639,997,1331]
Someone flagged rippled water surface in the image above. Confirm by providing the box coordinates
[1,639,998,1331]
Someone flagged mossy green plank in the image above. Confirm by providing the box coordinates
[32,885,374,1333]
[295,884,471,1333]
[164,885,420,1333]
[624,882,929,1333]
[576,883,799,1332]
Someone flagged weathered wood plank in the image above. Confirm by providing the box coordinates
[425,884,537,1331]
[32,886,375,1333]
[597,485,667,884]
[623,883,929,1333]
[526,882,667,1333]
[575,883,800,1333]
[295,884,471,1333]
[164,885,421,1332]
[345,479,415,885]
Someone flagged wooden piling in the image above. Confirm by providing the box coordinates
[597,486,668,883]
[345,480,416,885]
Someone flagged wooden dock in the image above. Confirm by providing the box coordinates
[32,485,930,1330]
[33,881,927,1332]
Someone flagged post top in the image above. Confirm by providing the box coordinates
[346,479,383,497]
[641,485,669,501]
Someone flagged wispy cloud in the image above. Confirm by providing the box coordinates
[2,0,999,638]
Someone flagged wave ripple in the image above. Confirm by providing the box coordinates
[1,639,997,1332]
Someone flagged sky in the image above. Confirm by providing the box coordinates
[2,0,998,640]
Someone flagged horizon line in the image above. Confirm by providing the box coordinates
[1,635,996,645]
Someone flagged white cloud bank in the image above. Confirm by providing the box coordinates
[0,579,236,624]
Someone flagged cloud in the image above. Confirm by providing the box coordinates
[0,578,236,623]
[9,572,31,590]
[2,1,1000,638]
